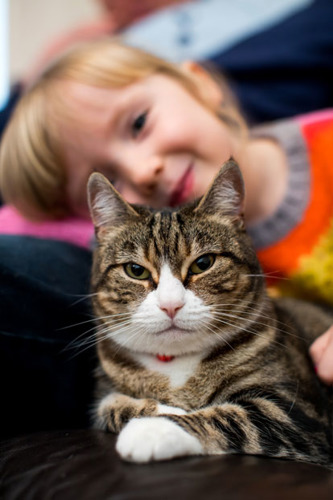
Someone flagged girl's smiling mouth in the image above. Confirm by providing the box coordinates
[169,164,194,207]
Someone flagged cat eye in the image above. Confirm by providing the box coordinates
[189,254,215,275]
[131,112,147,137]
[124,263,151,280]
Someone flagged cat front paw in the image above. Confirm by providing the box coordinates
[116,417,203,463]
[96,392,139,433]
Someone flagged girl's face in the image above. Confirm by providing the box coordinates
[60,74,237,218]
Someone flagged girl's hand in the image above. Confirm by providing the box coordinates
[309,327,333,385]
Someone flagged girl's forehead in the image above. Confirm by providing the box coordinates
[57,75,163,126]
[53,77,151,139]
[59,73,189,106]
[57,80,129,132]
[61,81,121,108]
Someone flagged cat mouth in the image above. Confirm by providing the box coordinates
[157,327,192,336]
[169,164,194,207]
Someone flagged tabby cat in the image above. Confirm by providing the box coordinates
[88,159,332,466]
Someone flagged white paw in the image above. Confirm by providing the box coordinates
[116,417,203,463]
[157,404,187,415]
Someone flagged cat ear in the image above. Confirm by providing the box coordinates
[195,158,245,218]
[87,172,139,233]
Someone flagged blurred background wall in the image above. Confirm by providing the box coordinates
[9,0,101,81]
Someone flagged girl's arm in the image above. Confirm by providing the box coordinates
[309,327,333,385]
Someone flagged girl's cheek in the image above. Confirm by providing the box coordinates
[159,120,194,148]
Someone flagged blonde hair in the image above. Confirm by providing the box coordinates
[0,38,246,219]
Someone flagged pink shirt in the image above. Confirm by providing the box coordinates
[0,205,94,249]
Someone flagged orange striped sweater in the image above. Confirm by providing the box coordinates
[248,109,333,304]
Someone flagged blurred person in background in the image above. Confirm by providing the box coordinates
[1,0,333,140]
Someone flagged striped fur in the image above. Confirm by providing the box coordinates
[88,160,333,466]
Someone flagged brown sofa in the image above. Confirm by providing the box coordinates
[1,429,333,499]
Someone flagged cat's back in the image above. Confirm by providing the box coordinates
[273,296,333,347]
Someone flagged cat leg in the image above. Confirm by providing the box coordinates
[96,392,186,433]
[116,404,256,463]
[116,401,326,464]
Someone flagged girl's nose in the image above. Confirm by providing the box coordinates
[131,155,164,193]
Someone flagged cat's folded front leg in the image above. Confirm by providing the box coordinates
[96,393,157,432]
[96,392,186,433]
[116,401,324,464]
[115,404,252,463]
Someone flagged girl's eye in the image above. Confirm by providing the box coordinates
[189,254,215,275]
[124,263,150,280]
[131,112,147,137]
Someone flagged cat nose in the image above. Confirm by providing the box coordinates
[160,302,184,319]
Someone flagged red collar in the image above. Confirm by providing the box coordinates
[156,354,175,362]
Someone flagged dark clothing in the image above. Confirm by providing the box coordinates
[0,85,22,205]
[0,236,95,438]
[0,83,21,142]
[210,0,333,123]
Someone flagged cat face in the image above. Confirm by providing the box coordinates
[88,160,265,357]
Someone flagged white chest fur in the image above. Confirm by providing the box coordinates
[133,352,203,388]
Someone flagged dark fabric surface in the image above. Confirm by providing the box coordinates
[0,236,96,439]
[0,84,21,141]
[210,0,333,123]
[0,84,22,204]
[1,429,333,500]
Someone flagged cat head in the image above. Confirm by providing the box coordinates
[87,159,265,357]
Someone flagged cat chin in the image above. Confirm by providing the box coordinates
[155,327,194,339]
[117,328,221,358]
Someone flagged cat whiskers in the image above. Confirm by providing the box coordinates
[212,305,304,341]
[64,313,135,357]
[62,311,132,345]
[200,318,235,351]
[241,272,290,281]
[95,315,154,354]
[209,312,287,349]
[211,299,287,327]
[68,292,100,307]
[111,323,148,353]
[69,320,135,358]
[58,315,96,338]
